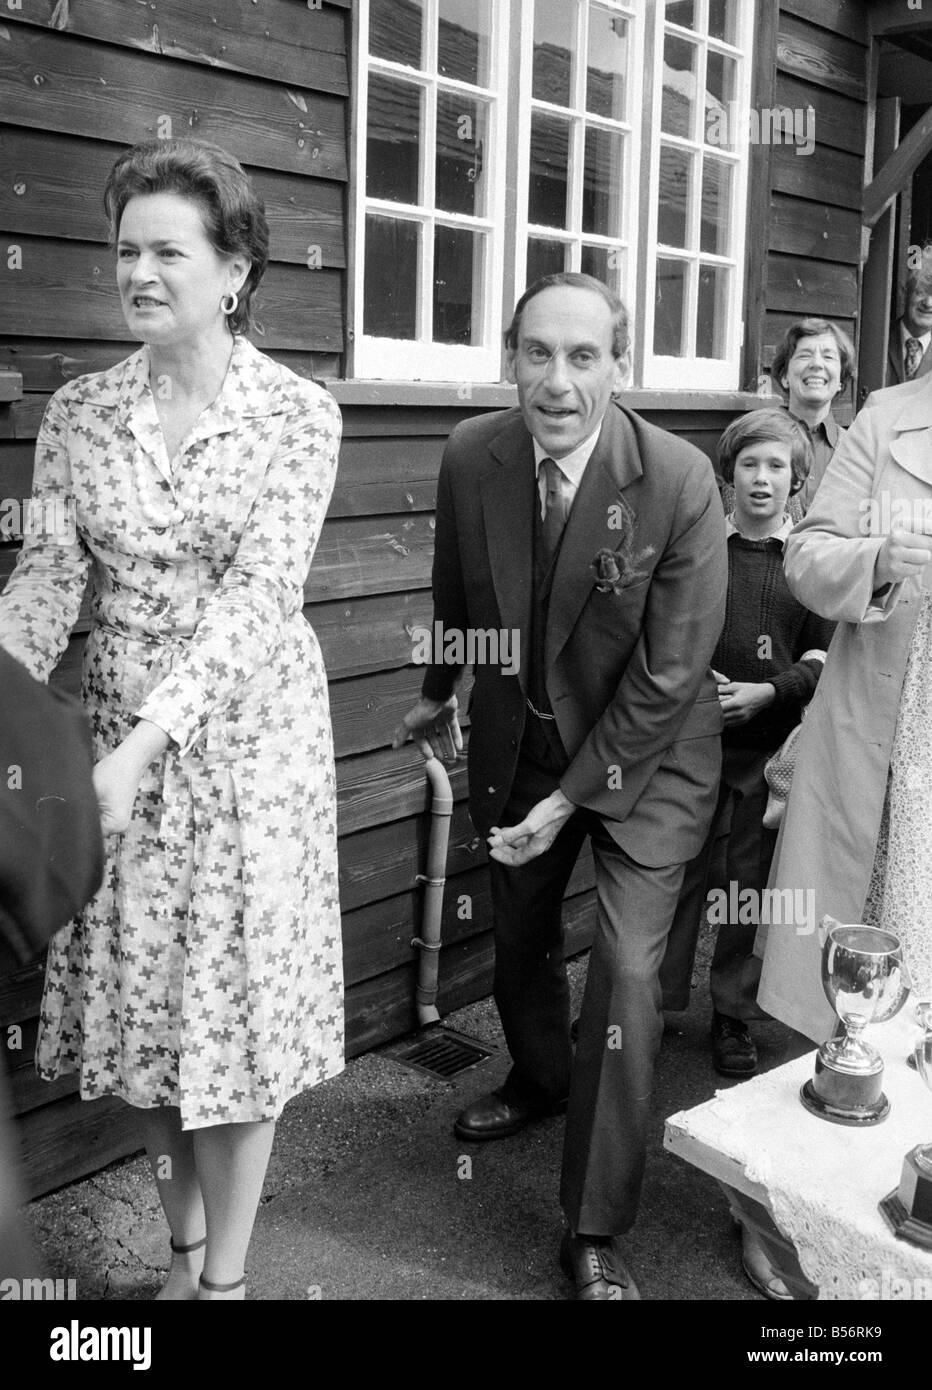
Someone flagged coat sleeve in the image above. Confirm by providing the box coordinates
[783,405,903,625]
[559,457,727,816]
[0,388,92,683]
[135,385,341,756]
[0,649,104,972]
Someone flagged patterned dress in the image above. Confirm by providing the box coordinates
[864,588,932,1002]
[0,336,344,1129]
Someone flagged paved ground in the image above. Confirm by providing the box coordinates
[24,931,808,1301]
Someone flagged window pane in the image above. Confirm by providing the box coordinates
[436,92,488,216]
[654,258,688,356]
[697,264,729,358]
[434,226,485,344]
[657,144,692,248]
[367,76,422,204]
[364,217,420,338]
[586,8,627,119]
[581,244,624,298]
[528,111,570,228]
[705,51,738,150]
[700,157,732,254]
[708,0,738,44]
[370,0,423,67]
[583,126,623,237]
[438,0,492,86]
[533,0,574,107]
[526,237,567,286]
[665,1,695,30]
[661,34,697,139]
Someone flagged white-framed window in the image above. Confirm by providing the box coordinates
[514,0,642,315]
[351,0,754,389]
[352,0,510,381]
[642,0,753,389]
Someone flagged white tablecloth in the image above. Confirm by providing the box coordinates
[665,1013,932,1299]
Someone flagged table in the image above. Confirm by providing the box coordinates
[664,1013,932,1300]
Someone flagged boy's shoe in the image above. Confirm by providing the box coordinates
[711,1010,758,1076]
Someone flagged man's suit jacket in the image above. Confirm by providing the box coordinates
[0,647,104,974]
[422,402,727,869]
[886,321,932,386]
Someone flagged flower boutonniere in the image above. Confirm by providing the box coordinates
[591,503,655,593]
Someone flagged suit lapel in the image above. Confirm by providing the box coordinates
[888,380,932,487]
[481,417,535,695]
[546,406,643,669]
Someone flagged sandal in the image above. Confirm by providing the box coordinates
[199,1274,245,1295]
[170,1236,207,1255]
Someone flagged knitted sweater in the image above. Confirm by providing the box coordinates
[715,533,835,751]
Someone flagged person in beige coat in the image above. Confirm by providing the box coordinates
[758,370,932,1041]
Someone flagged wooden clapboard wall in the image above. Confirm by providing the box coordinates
[745,1,869,421]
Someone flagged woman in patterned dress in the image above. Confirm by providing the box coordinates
[758,370,932,1040]
[0,140,344,1300]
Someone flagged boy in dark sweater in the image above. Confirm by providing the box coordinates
[660,409,834,1078]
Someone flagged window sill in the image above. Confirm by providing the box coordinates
[325,380,767,412]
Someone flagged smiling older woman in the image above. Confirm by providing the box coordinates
[0,139,344,1300]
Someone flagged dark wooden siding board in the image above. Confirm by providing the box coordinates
[336,744,470,837]
[337,801,485,914]
[8,0,349,97]
[765,254,860,318]
[774,74,865,156]
[768,198,861,264]
[0,238,344,351]
[780,0,869,46]
[776,13,868,101]
[329,665,473,759]
[769,143,863,209]
[0,27,347,180]
[18,1091,143,1200]
[305,514,436,601]
[310,590,434,679]
[0,127,347,268]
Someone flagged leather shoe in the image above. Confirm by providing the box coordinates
[740,1225,792,1301]
[559,1231,641,1301]
[711,1010,758,1077]
[453,1088,565,1142]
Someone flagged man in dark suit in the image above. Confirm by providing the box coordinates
[394,273,727,1299]
[1,645,104,1278]
[886,253,932,386]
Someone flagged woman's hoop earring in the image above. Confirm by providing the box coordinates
[220,291,239,316]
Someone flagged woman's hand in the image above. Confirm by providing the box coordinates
[874,525,932,589]
[716,678,776,727]
[94,719,172,836]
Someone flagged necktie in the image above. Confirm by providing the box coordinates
[541,457,571,560]
[905,337,923,379]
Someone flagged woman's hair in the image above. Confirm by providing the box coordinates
[718,408,813,496]
[103,139,269,335]
[770,317,855,393]
[504,271,630,360]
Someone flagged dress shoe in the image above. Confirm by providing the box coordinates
[453,1088,565,1142]
[559,1231,641,1301]
[711,1010,758,1077]
[740,1225,792,1301]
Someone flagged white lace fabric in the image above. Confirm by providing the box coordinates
[666,1013,932,1299]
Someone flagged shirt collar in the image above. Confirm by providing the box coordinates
[725,511,794,544]
[533,425,602,489]
[789,408,839,447]
[901,321,932,354]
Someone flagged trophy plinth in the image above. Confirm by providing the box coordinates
[800,1050,889,1125]
[800,921,909,1127]
[880,1146,932,1250]
[879,1020,932,1247]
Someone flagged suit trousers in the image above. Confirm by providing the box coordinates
[489,752,686,1236]
[659,745,776,1019]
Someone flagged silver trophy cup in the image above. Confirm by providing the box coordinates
[880,1003,932,1248]
[800,920,911,1125]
